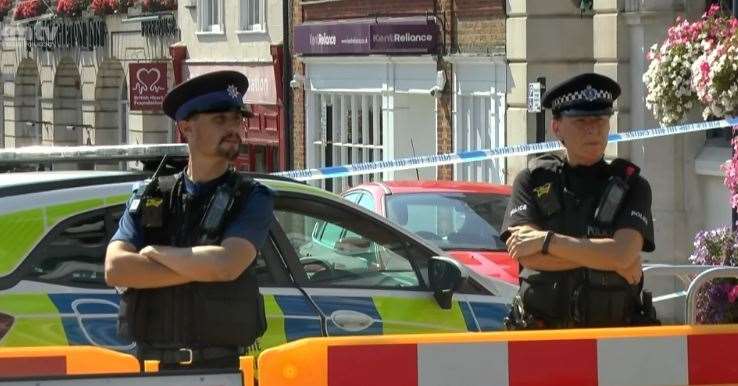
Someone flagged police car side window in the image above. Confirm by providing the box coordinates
[274,198,425,289]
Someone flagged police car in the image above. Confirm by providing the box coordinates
[0,155,516,354]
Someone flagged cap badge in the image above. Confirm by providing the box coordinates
[227,84,240,99]
[583,85,598,101]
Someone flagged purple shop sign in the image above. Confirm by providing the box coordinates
[294,23,371,55]
[370,24,438,53]
[294,21,438,55]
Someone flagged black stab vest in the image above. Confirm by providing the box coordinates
[519,154,637,327]
[118,170,266,348]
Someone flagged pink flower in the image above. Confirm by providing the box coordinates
[729,285,738,303]
[706,4,722,18]
[700,61,711,77]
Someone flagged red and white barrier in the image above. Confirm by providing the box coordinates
[258,325,738,386]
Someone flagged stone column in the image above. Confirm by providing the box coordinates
[506,0,594,182]
[593,0,631,159]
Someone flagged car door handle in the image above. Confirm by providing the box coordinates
[329,310,375,332]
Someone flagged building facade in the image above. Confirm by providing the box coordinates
[176,0,286,172]
[290,0,506,192]
[1,1,178,168]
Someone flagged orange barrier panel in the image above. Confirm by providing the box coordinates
[258,324,738,386]
[143,360,159,373]
[240,356,255,386]
[0,346,139,378]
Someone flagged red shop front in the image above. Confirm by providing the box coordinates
[183,48,285,173]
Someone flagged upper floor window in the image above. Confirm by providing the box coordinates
[240,0,265,32]
[198,0,223,33]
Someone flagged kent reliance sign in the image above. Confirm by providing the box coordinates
[294,21,439,55]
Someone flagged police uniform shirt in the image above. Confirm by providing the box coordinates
[111,173,274,251]
[500,156,655,253]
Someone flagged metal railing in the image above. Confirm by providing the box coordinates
[643,264,738,324]
[642,264,714,305]
[684,266,738,324]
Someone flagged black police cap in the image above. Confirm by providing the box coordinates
[542,73,621,117]
[162,70,249,121]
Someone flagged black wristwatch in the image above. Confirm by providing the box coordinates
[542,231,554,255]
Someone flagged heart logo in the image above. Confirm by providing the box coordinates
[133,67,162,95]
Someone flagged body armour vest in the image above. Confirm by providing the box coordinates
[518,154,639,328]
[118,170,266,348]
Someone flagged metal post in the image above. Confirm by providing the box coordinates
[536,77,547,143]
[730,0,738,232]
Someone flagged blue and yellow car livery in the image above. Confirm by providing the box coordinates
[0,171,515,354]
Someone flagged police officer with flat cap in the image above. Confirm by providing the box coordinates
[501,73,659,329]
[105,70,274,369]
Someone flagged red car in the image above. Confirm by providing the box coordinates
[342,181,518,284]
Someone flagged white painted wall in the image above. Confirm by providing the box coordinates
[178,0,283,63]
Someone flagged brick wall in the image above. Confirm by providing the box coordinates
[456,19,505,54]
[436,61,454,180]
[302,0,435,21]
[436,0,453,180]
[454,0,503,18]
[455,0,505,54]
[292,2,306,169]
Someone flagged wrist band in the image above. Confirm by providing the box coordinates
[542,231,554,255]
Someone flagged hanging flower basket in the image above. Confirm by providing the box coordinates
[689,228,738,324]
[14,0,50,20]
[141,0,177,12]
[0,0,13,20]
[91,0,135,15]
[643,5,738,126]
[56,0,92,18]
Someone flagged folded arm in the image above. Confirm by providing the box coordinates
[104,241,192,289]
[546,228,643,271]
[140,237,257,282]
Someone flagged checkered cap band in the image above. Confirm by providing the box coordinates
[551,85,613,110]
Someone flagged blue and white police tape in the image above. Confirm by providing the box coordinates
[274,116,738,181]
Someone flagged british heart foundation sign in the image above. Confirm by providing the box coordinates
[129,63,168,111]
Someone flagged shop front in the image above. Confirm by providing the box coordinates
[184,54,285,172]
[294,18,442,192]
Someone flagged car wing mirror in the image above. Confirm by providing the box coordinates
[428,256,467,309]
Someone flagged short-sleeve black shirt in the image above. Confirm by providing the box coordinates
[501,157,655,252]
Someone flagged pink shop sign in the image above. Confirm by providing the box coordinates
[129,63,169,111]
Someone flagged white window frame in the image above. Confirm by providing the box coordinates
[306,92,383,193]
[238,0,266,33]
[451,58,506,184]
[197,0,224,34]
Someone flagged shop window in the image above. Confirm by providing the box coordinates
[239,0,265,32]
[198,0,222,33]
[454,94,504,183]
[308,93,383,193]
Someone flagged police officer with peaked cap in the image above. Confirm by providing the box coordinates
[105,70,274,369]
[501,72,659,329]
